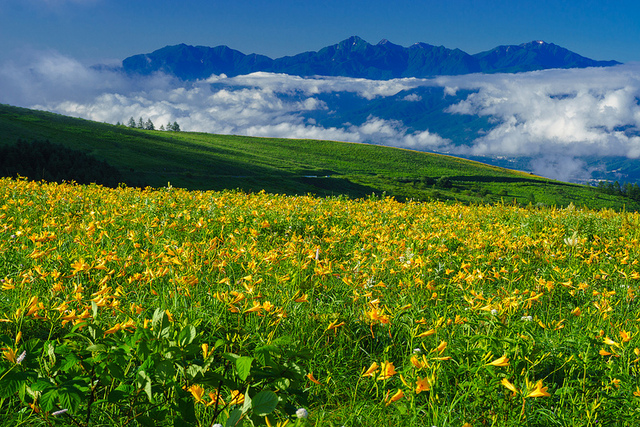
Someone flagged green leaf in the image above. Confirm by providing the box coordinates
[29,379,53,392]
[91,301,98,319]
[223,352,241,362]
[136,415,155,427]
[156,359,175,383]
[60,354,80,372]
[137,339,150,361]
[236,356,253,382]
[0,371,27,398]
[107,388,127,403]
[106,361,125,382]
[86,344,107,353]
[241,388,252,414]
[251,390,279,416]
[58,382,84,413]
[274,377,290,391]
[176,389,197,424]
[137,370,153,403]
[39,389,58,412]
[152,308,166,333]
[185,364,202,380]
[178,324,197,346]
[226,408,243,427]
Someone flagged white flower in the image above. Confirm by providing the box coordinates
[52,409,68,416]
[16,350,26,364]
[564,231,580,247]
[212,424,223,427]
[490,309,498,316]
[296,408,309,419]
[521,316,533,321]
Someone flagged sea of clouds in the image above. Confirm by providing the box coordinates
[3,49,640,181]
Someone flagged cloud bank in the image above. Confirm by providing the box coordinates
[4,50,640,181]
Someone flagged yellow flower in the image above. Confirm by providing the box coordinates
[293,293,308,303]
[634,386,640,397]
[377,361,397,380]
[410,354,428,369]
[501,378,518,394]
[188,384,205,403]
[620,330,632,343]
[416,328,436,338]
[229,390,245,405]
[103,324,122,335]
[487,355,509,367]
[434,341,447,354]
[2,347,16,363]
[306,372,322,385]
[384,388,404,406]
[604,336,619,347]
[265,416,290,427]
[415,376,431,394]
[326,320,345,332]
[362,362,379,377]
[526,380,550,398]
[201,343,210,360]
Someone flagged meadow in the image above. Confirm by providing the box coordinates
[2,103,637,211]
[1,177,640,426]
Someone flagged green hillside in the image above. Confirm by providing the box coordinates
[0,103,636,210]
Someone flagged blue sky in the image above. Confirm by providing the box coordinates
[1,0,639,65]
[4,0,640,183]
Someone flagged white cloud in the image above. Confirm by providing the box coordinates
[440,64,640,159]
[6,50,640,182]
[402,93,422,102]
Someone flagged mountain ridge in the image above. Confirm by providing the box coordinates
[121,36,621,80]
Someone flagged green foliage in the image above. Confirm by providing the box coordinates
[0,139,125,187]
[0,308,309,426]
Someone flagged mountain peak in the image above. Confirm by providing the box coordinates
[122,37,621,80]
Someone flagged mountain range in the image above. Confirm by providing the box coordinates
[121,36,620,80]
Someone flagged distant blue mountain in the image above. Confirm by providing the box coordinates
[121,36,620,80]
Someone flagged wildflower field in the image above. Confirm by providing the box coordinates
[2,177,640,426]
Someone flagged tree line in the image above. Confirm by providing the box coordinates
[0,139,126,188]
[595,180,640,201]
[116,117,181,132]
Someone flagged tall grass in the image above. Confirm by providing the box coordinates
[1,177,640,425]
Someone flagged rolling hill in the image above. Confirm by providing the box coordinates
[0,103,636,210]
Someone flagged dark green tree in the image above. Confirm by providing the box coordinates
[145,119,155,130]
[127,117,136,128]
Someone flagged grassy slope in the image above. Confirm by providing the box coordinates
[0,103,636,210]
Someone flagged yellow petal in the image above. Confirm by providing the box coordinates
[500,378,518,394]
[362,362,379,377]
[526,380,550,398]
[488,355,509,367]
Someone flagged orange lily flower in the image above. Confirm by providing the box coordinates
[487,355,509,367]
[526,380,550,398]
